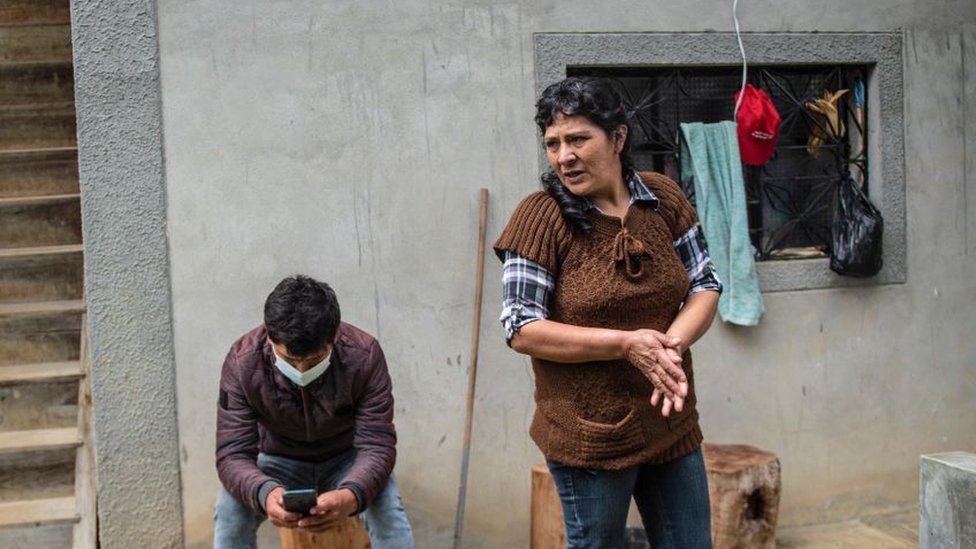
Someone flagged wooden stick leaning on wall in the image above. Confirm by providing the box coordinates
[452,188,490,549]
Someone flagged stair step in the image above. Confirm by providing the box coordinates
[0,299,85,317]
[0,147,78,198]
[0,4,70,27]
[0,24,71,65]
[0,427,81,453]
[0,195,81,248]
[0,382,78,430]
[0,146,77,199]
[0,192,78,207]
[0,243,82,259]
[0,100,74,114]
[0,496,78,528]
[0,361,82,385]
[0,61,73,105]
[0,249,83,303]
[0,446,77,541]
[0,145,76,158]
[0,312,81,365]
[0,0,70,27]
[0,522,73,546]
[0,102,76,152]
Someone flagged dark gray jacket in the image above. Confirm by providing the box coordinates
[216,322,397,513]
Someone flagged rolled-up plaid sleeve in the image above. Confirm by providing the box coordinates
[674,224,723,295]
[500,250,554,344]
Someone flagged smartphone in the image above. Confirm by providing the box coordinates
[282,488,317,515]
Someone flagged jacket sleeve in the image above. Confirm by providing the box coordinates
[337,339,397,511]
[215,349,280,513]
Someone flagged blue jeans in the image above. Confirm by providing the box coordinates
[547,447,712,549]
[214,452,414,549]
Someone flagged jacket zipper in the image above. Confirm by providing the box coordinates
[300,388,313,440]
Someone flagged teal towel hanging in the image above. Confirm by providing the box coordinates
[680,121,763,326]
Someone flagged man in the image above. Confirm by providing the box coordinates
[214,275,413,548]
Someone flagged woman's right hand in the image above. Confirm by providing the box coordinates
[623,329,688,417]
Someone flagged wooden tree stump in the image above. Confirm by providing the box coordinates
[278,517,371,549]
[531,463,566,549]
[702,442,781,549]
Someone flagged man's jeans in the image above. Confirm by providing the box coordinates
[547,447,712,549]
[214,452,414,549]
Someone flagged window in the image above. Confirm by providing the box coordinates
[570,65,869,262]
[535,33,905,291]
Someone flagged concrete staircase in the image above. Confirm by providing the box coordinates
[0,0,96,546]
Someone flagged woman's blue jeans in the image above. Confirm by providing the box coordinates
[213,452,414,549]
[547,447,712,549]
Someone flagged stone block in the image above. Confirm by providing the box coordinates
[920,451,976,549]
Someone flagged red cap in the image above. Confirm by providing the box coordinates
[734,84,781,165]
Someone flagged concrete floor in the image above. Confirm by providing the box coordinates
[777,507,918,548]
[247,506,922,548]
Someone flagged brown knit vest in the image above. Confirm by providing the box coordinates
[494,172,703,469]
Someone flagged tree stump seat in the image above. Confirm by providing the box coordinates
[278,517,371,549]
[531,463,565,549]
[702,442,781,549]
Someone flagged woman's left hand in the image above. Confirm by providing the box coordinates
[623,329,688,416]
[649,345,686,417]
[654,289,721,417]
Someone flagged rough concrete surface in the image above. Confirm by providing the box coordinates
[70,0,184,547]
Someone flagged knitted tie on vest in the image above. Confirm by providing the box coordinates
[612,227,649,279]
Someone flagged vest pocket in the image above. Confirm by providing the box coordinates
[577,408,646,460]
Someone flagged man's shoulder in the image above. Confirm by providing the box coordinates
[335,322,379,353]
[225,325,270,369]
[334,322,386,371]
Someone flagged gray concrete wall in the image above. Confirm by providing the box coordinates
[144,1,976,547]
[70,0,184,547]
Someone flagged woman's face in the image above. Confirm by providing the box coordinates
[543,113,626,200]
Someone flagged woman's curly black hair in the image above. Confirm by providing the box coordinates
[535,77,634,234]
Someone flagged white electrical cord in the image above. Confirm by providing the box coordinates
[732,0,748,118]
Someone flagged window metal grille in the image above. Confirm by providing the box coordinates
[569,66,869,261]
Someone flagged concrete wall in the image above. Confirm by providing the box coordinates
[143,1,976,547]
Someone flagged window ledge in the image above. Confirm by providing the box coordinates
[758,256,905,293]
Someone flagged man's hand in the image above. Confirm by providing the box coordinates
[297,488,359,532]
[264,487,302,528]
[623,329,688,417]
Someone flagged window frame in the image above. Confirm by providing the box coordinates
[534,32,906,291]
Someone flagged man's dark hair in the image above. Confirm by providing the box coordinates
[264,275,341,356]
[535,77,634,234]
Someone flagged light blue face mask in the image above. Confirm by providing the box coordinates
[272,348,332,387]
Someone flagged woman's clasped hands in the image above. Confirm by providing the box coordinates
[623,329,688,417]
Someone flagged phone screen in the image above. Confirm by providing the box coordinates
[282,488,317,515]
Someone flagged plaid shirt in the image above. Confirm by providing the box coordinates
[500,172,722,341]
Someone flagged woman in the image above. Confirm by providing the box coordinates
[494,77,722,548]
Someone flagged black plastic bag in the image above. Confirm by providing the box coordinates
[830,176,883,276]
